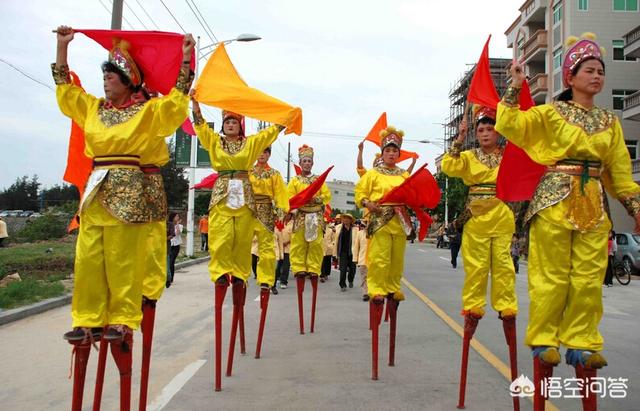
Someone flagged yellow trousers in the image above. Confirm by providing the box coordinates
[208,202,254,282]
[460,230,517,315]
[290,226,324,276]
[72,220,145,330]
[526,216,607,351]
[142,221,166,301]
[366,217,406,297]
[254,221,277,286]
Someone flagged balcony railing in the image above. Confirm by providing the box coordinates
[624,25,640,47]
[528,73,548,96]
[632,159,640,175]
[625,90,640,111]
[521,30,547,63]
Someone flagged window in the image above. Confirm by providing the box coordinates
[346,200,355,205]
[578,0,588,10]
[553,48,563,70]
[346,192,354,197]
[617,234,628,245]
[626,139,638,159]
[614,0,638,11]
[516,34,525,59]
[613,89,638,110]
[613,39,637,61]
[553,2,563,24]
[334,190,339,194]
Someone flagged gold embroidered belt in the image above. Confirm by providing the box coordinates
[546,160,601,179]
[218,170,249,179]
[93,154,141,169]
[254,194,272,204]
[468,184,496,196]
[298,204,323,213]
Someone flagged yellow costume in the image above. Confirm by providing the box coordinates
[287,166,331,276]
[52,65,191,330]
[496,86,640,351]
[355,166,410,297]
[193,114,282,283]
[442,148,517,317]
[250,164,289,286]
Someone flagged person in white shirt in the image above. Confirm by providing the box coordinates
[168,212,183,286]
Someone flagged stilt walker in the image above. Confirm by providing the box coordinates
[249,146,289,358]
[52,26,194,410]
[442,106,519,410]
[355,127,439,380]
[190,103,285,390]
[287,145,332,334]
[497,33,640,411]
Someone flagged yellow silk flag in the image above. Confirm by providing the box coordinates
[193,43,303,135]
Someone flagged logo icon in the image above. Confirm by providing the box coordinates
[510,374,535,397]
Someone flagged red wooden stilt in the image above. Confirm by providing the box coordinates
[239,284,247,355]
[70,341,92,411]
[575,365,598,411]
[388,296,399,366]
[295,274,306,334]
[533,356,555,411]
[457,314,480,409]
[370,298,384,380]
[214,275,229,391]
[384,299,390,322]
[255,287,270,359]
[226,279,243,377]
[139,299,156,411]
[310,275,318,333]
[109,332,133,411]
[92,330,108,411]
[502,316,519,411]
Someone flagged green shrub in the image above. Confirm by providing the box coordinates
[15,214,68,243]
[0,278,66,309]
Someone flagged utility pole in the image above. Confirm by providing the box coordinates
[286,142,291,183]
[111,0,123,30]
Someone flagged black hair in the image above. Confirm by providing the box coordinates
[168,212,178,223]
[556,56,605,102]
[101,61,144,93]
[475,117,496,128]
[264,146,272,153]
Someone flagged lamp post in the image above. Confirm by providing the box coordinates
[185,34,261,257]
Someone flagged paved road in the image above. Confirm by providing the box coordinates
[0,242,638,410]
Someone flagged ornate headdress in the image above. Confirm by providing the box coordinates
[222,110,245,123]
[298,144,314,161]
[108,39,142,87]
[563,32,606,88]
[379,126,404,150]
[473,105,496,123]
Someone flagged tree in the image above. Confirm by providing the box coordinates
[162,141,189,209]
[0,175,40,211]
[433,173,468,223]
[194,192,211,217]
[41,183,79,209]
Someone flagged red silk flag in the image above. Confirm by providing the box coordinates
[289,166,334,211]
[378,164,441,241]
[192,173,219,189]
[324,204,332,222]
[467,35,500,109]
[194,43,303,135]
[293,164,302,176]
[181,118,196,136]
[496,80,546,201]
[75,29,194,95]
[362,112,418,163]
[62,72,92,232]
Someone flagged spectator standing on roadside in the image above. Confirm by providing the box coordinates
[199,214,209,251]
[448,222,462,269]
[0,217,8,247]
[604,231,616,287]
[168,213,183,286]
[353,220,369,301]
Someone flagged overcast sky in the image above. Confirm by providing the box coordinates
[0,0,520,190]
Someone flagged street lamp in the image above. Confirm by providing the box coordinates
[184,34,261,257]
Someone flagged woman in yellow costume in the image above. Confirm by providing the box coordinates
[53,26,194,410]
[441,107,519,410]
[287,145,332,334]
[355,127,411,381]
[249,145,289,359]
[190,97,284,391]
[497,33,640,410]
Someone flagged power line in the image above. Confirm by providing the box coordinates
[97,0,134,29]
[184,0,216,45]
[135,0,160,29]
[0,58,54,91]
[159,0,187,33]
[124,1,148,30]
[189,0,219,42]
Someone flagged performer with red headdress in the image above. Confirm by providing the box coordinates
[286,145,332,334]
[52,25,194,411]
[441,106,519,410]
[497,33,640,411]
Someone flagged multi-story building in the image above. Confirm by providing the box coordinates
[505,0,640,232]
[436,58,511,172]
[325,179,357,213]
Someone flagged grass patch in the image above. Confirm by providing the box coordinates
[0,237,75,280]
[0,278,66,309]
[176,249,209,263]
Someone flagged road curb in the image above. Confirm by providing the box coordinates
[0,256,210,327]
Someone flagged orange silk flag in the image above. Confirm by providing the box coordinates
[194,43,303,135]
[378,164,441,241]
[363,112,418,163]
[63,71,92,232]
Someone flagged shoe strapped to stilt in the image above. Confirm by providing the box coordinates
[532,346,561,366]
[63,327,103,343]
[498,308,517,320]
[461,307,485,319]
[216,274,230,286]
[390,290,405,302]
[103,325,133,342]
[566,349,607,369]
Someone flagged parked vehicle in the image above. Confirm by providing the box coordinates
[615,232,640,274]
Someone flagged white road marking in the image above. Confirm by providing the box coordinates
[417,249,426,253]
[254,295,260,302]
[148,359,207,411]
[439,257,449,261]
